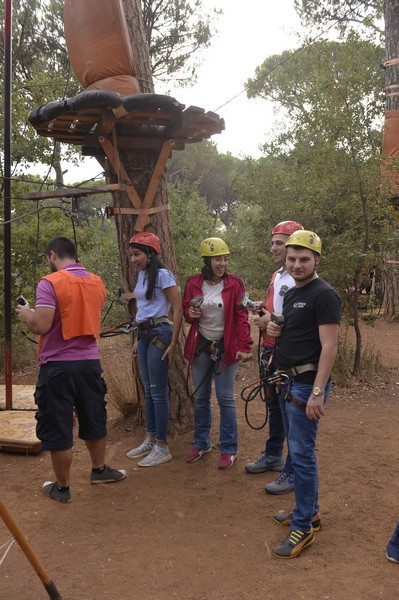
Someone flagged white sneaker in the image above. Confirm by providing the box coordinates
[126,438,154,459]
[138,445,172,467]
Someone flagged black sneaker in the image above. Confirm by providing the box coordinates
[272,528,315,558]
[90,465,127,484]
[42,481,72,503]
[273,510,321,532]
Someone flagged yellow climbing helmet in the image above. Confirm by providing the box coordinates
[285,230,322,256]
[200,237,230,257]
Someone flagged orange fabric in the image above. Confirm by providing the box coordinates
[86,75,140,96]
[41,270,106,340]
[64,0,137,90]
[381,110,399,197]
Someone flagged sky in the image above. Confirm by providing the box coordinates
[59,0,304,184]
[166,0,303,158]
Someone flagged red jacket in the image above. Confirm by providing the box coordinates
[183,272,253,366]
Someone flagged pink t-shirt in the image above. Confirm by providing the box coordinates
[36,264,100,363]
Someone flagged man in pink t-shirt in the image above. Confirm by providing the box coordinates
[16,236,127,503]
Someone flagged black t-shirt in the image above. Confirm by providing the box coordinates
[276,278,341,379]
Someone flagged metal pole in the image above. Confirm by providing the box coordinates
[3,0,13,409]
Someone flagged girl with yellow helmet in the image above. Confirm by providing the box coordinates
[182,238,253,470]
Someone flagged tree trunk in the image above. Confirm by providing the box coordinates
[52,142,64,187]
[352,268,362,375]
[100,0,193,432]
[383,0,399,321]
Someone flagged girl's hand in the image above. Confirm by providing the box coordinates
[236,351,253,363]
[162,343,176,364]
[188,306,201,319]
[132,339,138,358]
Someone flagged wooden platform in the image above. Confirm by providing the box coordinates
[0,386,41,454]
[28,91,225,150]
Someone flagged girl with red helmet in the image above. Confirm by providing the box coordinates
[126,231,183,467]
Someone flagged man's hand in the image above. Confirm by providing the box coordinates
[254,310,271,331]
[266,321,282,338]
[16,305,55,335]
[15,305,34,324]
[306,394,325,420]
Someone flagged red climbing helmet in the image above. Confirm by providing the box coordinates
[272,221,304,237]
[129,232,161,254]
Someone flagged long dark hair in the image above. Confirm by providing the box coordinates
[201,256,228,281]
[130,243,167,300]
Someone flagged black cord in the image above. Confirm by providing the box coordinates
[240,347,275,431]
[241,377,269,431]
[21,330,39,344]
[189,358,216,400]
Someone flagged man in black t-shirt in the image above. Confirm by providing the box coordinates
[267,230,341,559]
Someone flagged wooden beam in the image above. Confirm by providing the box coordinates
[82,137,185,152]
[24,183,127,201]
[107,204,170,217]
[98,136,142,209]
[134,140,174,231]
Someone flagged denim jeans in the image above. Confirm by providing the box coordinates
[191,351,239,454]
[137,323,172,443]
[279,380,330,530]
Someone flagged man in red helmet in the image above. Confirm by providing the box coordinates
[245,220,304,496]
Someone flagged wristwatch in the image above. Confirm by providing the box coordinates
[312,386,324,397]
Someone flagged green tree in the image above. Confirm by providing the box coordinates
[240,38,393,374]
[294,0,384,39]
[142,0,221,85]
[0,0,220,178]
[0,0,76,176]
[168,178,214,283]
[167,140,245,226]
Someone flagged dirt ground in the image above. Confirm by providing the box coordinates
[1,318,399,600]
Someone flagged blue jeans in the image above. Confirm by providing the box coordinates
[137,323,172,443]
[191,351,239,454]
[262,347,292,473]
[279,381,330,530]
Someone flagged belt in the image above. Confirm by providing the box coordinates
[282,363,318,378]
[137,317,172,329]
[286,393,307,413]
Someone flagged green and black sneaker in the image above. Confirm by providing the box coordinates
[273,510,321,532]
[272,527,315,559]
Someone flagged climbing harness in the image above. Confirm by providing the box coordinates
[135,316,173,351]
[241,346,288,430]
[186,335,225,401]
